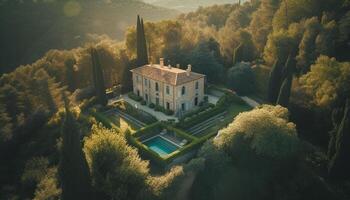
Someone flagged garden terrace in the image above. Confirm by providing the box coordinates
[178,87,252,137]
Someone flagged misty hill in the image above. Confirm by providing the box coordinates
[144,0,244,12]
[0,0,178,74]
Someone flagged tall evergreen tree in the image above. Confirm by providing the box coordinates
[59,94,93,200]
[136,15,148,66]
[276,74,293,107]
[90,48,107,106]
[277,55,295,107]
[140,18,148,64]
[65,57,76,92]
[267,59,283,103]
[232,43,242,65]
[328,99,350,180]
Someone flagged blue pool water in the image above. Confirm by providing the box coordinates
[143,136,179,157]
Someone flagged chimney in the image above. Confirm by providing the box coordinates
[160,58,164,67]
[186,64,192,76]
[176,64,180,68]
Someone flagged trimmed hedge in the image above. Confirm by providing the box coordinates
[128,92,142,102]
[148,103,155,108]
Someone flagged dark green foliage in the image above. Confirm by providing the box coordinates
[267,59,283,103]
[190,42,224,82]
[227,62,255,95]
[276,55,295,107]
[136,15,148,66]
[0,103,13,143]
[276,74,293,107]
[128,92,142,102]
[90,48,107,106]
[232,43,242,65]
[328,100,350,180]
[58,97,93,200]
[65,57,76,92]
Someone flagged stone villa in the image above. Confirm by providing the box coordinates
[130,58,205,116]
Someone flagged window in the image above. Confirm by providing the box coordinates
[166,102,170,110]
[137,90,140,97]
[136,75,139,83]
[166,86,170,95]
[156,97,160,105]
[194,97,198,106]
[181,86,186,95]
[195,81,199,89]
[155,82,159,91]
[145,94,148,101]
[144,78,148,86]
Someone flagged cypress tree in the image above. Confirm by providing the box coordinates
[267,59,283,103]
[328,100,350,180]
[282,54,295,80]
[90,48,98,89]
[232,43,242,65]
[276,55,295,107]
[136,15,148,66]
[140,18,148,64]
[90,48,107,106]
[65,58,76,92]
[59,94,93,200]
[276,74,293,107]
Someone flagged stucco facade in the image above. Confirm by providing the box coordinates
[131,59,205,116]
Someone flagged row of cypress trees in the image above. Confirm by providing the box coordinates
[267,54,295,107]
[121,15,148,93]
[58,15,150,199]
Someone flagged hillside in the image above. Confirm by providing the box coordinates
[0,0,178,74]
[144,0,243,12]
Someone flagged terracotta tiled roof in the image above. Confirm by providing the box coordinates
[130,64,205,86]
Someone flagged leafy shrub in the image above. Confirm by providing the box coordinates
[155,105,165,112]
[204,95,209,102]
[149,103,155,108]
[164,109,174,116]
[227,62,255,95]
[128,92,142,102]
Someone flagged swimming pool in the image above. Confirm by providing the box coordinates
[143,136,179,157]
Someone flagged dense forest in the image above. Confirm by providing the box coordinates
[1,0,350,199]
[0,0,178,74]
[143,0,242,12]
